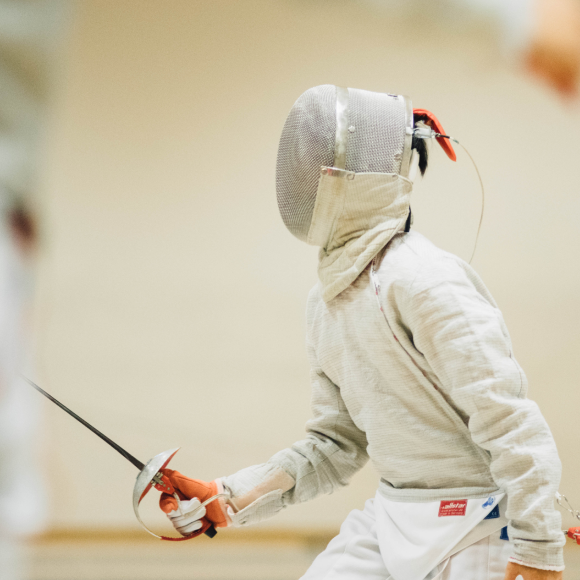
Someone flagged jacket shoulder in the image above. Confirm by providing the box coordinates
[377,231,496,308]
[377,232,462,288]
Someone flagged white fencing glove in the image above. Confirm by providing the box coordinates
[166,498,207,535]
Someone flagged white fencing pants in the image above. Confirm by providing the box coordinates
[301,498,513,580]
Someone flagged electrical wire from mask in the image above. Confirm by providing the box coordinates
[443,136,484,265]
[414,130,485,265]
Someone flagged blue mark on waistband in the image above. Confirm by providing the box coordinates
[481,497,494,508]
[500,527,509,541]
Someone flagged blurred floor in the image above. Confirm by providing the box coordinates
[25,529,329,580]
[23,530,580,580]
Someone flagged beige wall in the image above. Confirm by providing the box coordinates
[36,0,580,538]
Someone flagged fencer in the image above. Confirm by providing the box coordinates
[159,86,566,580]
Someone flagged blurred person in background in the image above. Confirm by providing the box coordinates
[523,0,580,97]
[366,0,580,97]
[463,0,580,97]
[0,1,66,578]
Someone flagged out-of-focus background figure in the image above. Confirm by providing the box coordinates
[479,0,580,96]
[524,0,580,97]
[0,1,66,578]
[370,0,580,98]
[1,1,578,579]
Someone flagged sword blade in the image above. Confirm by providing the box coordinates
[23,377,145,472]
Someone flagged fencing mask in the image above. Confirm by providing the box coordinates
[275,85,414,243]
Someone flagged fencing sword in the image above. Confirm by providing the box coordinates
[23,377,218,540]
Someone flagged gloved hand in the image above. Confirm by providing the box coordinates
[159,470,230,538]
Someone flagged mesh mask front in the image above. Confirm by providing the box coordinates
[276,85,410,242]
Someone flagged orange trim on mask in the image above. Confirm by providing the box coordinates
[413,108,457,162]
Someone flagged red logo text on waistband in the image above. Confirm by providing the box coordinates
[438,500,467,517]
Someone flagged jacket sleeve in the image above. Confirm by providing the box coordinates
[220,339,369,527]
[403,259,565,571]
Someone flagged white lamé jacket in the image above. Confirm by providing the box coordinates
[221,170,565,571]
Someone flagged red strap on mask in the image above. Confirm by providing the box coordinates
[413,108,457,162]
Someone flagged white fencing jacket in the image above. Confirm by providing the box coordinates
[222,173,564,571]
